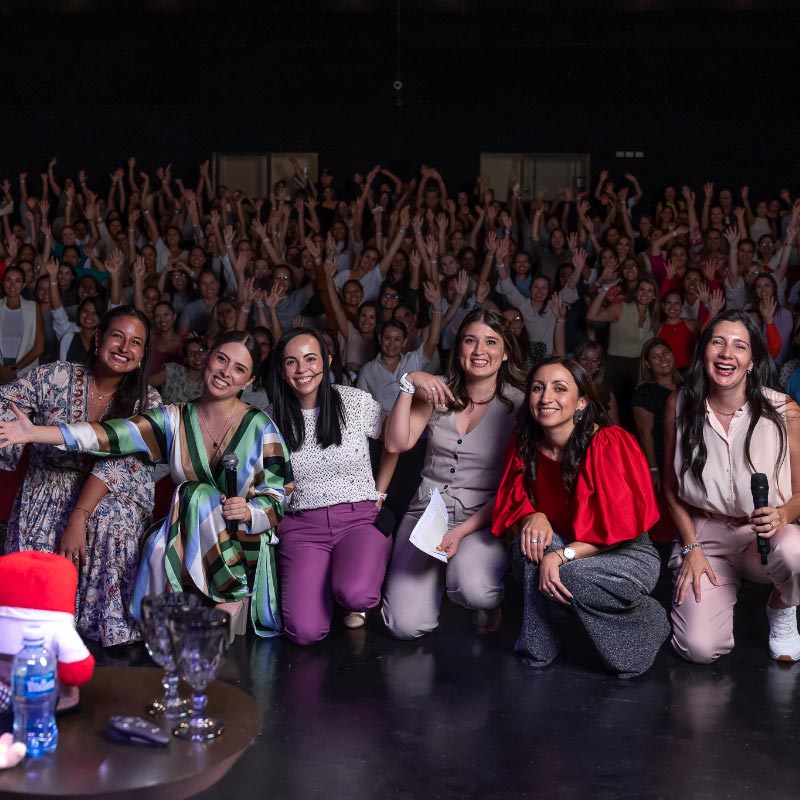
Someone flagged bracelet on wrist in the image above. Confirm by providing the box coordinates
[49,280,57,285]
[680,541,705,557]
[649,467,659,473]
[376,491,388,501]
[398,372,416,395]
[240,305,251,313]
[73,506,92,518]
[555,318,566,324]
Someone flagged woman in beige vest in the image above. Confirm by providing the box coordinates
[381,309,526,638]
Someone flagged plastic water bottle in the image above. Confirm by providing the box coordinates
[12,625,58,758]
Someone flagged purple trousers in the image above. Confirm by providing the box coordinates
[278,501,392,646]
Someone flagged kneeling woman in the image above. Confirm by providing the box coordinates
[492,358,670,678]
[382,309,526,638]
[0,331,292,637]
[269,328,397,645]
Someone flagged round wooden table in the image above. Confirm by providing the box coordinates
[0,665,263,800]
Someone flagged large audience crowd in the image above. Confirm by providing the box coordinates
[1,156,799,676]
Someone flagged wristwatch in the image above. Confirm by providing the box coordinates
[562,546,576,562]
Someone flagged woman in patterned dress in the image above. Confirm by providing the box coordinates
[0,306,159,647]
[0,331,293,638]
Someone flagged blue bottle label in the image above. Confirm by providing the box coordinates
[16,671,56,698]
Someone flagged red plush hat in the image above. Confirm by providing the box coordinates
[0,551,95,686]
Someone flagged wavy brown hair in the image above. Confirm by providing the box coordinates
[444,309,526,412]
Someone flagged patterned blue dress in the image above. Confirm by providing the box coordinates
[0,362,160,646]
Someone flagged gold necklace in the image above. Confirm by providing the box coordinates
[89,375,117,418]
[197,403,238,451]
[708,401,739,417]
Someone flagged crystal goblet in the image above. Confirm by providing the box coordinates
[140,592,199,719]
[168,606,231,741]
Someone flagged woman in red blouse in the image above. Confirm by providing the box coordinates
[492,357,670,678]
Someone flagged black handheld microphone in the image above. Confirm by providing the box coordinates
[751,472,770,565]
[222,452,240,536]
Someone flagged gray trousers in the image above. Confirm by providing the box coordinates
[382,500,509,640]
[512,532,670,678]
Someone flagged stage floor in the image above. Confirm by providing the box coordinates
[90,559,800,800]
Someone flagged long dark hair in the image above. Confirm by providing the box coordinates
[268,327,345,451]
[87,306,152,418]
[514,357,610,496]
[444,309,526,413]
[679,310,785,492]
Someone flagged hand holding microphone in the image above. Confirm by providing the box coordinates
[750,472,775,566]
[221,453,245,535]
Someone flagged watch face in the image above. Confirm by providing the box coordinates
[564,547,576,560]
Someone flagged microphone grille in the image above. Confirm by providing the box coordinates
[221,453,239,470]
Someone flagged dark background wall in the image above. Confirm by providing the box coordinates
[2,1,798,206]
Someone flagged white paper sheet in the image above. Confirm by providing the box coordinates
[409,489,450,563]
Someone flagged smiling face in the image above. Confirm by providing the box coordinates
[703,320,753,393]
[754,275,775,300]
[2,269,23,299]
[379,324,406,359]
[646,342,675,378]
[153,303,176,333]
[95,315,147,375]
[575,346,602,380]
[78,301,100,331]
[343,281,364,307]
[513,253,531,277]
[457,322,507,381]
[142,287,160,316]
[204,341,255,400]
[357,305,377,335]
[531,277,550,305]
[381,287,401,311]
[529,363,587,434]
[662,291,683,320]
[281,333,328,407]
[621,258,639,284]
[199,272,220,301]
[636,280,656,306]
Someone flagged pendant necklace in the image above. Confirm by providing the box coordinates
[89,375,116,419]
[198,403,238,452]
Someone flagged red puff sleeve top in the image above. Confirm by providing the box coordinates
[490,426,659,546]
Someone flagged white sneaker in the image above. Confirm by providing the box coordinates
[767,605,800,662]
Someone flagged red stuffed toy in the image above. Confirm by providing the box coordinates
[0,551,95,712]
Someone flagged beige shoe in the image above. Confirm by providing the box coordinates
[217,599,249,643]
[343,611,366,629]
